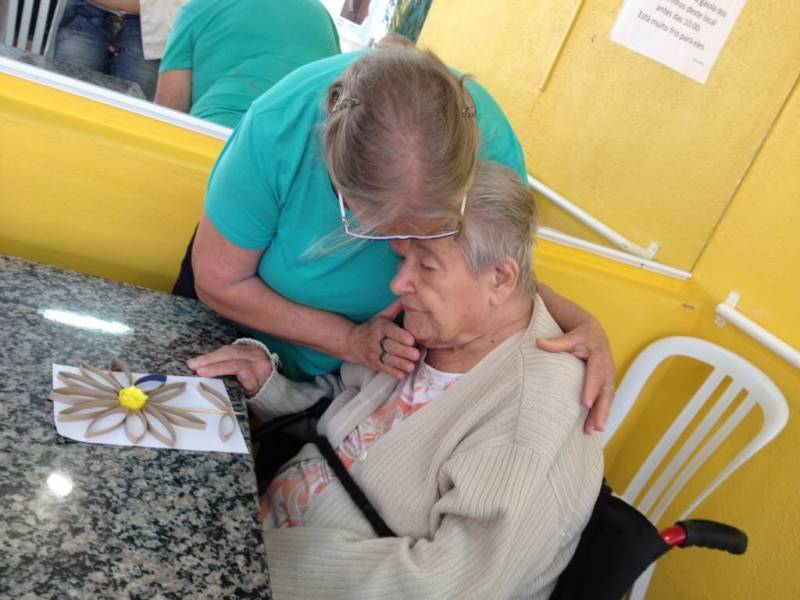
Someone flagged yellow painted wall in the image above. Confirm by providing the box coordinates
[419,0,800,271]
[0,74,224,291]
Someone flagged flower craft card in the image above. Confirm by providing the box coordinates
[51,361,249,454]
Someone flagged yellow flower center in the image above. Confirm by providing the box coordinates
[118,386,148,410]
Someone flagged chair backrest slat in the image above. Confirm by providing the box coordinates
[31,0,52,54]
[636,381,743,516]
[651,395,755,523]
[15,0,35,49]
[621,368,725,505]
[3,0,20,46]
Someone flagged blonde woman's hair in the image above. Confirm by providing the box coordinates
[323,46,479,234]
[457,161,538,298]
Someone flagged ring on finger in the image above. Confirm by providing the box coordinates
[379,336,389,352]
[379,350,388,364]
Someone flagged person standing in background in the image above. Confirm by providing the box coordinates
[155,0,341,128]
[52,0,180,99]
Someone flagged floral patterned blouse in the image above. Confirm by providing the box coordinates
[262,361,462,528]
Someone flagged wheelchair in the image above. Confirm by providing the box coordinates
[251,399,747,600]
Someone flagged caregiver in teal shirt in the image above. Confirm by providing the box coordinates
[189,47,615,432]
[156,0,340,127]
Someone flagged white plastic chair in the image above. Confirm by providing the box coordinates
[2,0,66,55]
[602,336,789,600]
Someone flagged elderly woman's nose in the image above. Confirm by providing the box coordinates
[390,263,414,295]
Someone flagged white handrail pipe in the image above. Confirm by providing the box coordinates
[715,292,800,369]
[537,226,690,280]
[528,174,660,261]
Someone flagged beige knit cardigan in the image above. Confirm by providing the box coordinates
[248,297,604,599]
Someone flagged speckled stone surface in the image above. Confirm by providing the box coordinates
[0,255,271,599]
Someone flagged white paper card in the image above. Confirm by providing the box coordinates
[52,364,249,454]
[610,0,746,83]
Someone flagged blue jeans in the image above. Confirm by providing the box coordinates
[54,0,159,99]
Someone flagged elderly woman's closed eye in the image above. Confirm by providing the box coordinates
[201,162,604,600]
[387,181,536,375]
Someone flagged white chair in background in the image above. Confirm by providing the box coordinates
[2,0,67,56]
[602,336,789,600]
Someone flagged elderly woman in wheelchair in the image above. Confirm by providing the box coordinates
[193,161,604,598]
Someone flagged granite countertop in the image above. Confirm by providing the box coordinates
[0,255,271,599]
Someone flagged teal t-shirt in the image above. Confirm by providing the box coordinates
[205,51,527,380]
[159,0,340,128]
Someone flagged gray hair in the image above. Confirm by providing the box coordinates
[456,161,538,297]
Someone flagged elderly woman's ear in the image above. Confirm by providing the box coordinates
[487,257,522,306]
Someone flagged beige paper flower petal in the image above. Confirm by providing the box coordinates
[51,383,117,398]
[197,382,229,411]
[57,399,119,419]
[124,411,148,444]
[109,357,133,387]
[143,406,177,447]
[85,407,129,437]
[218,414,236,442]
[146,383,187,404]
[197,382,236,442]
[152,405,207,430]
[59,371,118,394]
[80,362,124,391]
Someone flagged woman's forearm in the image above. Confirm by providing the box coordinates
[155,69,193,113]
[196,272,357,363]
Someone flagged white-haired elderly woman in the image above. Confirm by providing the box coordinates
[196,162,603,598]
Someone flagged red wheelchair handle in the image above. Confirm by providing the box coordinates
[661,519,748,555]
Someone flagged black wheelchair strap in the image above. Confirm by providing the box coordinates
[313,434,397,538]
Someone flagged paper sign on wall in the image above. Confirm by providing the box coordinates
[610,0,746,83]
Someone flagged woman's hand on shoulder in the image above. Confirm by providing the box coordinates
[187,344,273,396]
[345,299,420,379]
[536,319,617,435]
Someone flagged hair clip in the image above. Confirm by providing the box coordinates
[332,97,361,113]
[461,105,476,118]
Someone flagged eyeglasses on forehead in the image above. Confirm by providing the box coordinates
[338,192,466,241]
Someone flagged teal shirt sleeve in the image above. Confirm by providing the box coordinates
[204,109,281,250]
[325,8,342,53]
[159,3,195,72]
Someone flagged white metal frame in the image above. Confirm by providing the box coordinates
[716,291,800,369]
[603,336,789,600]
[3,0,55,54]
[529,174,660,260]
[538,226,689,279]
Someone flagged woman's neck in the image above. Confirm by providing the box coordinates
[425,297,534,374]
